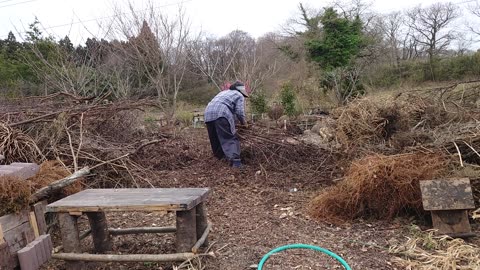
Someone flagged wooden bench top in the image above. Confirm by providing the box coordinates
[46,188,210,213]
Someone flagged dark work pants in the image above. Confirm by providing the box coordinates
[206,117,240,161]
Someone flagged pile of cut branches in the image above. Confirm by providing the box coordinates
[0,94,170,189]
[238,125,338,181]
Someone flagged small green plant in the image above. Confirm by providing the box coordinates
[144,116,155,123]
[176,110,194,126]
[249,90,268,115]
[280,82,297,117]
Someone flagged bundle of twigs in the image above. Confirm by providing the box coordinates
[0,122,44,164]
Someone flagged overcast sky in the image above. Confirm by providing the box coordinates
[0,0,477,44]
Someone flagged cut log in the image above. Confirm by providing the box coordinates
[86,212,112,253]
[52,252,199,262]
[58,213,83,270]
[176,209,197,253]
[54,229,91,252]
[31,167,90,203]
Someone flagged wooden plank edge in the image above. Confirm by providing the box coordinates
[29,212,40,238]
[0,224,4,244]
[46,204,190,213]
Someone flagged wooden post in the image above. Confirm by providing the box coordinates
[176,208,197,252]
[58,213,84,270]
[29,211,40,238]
[0,223,4,243]
[195,202,209,248]
[0,223,13,270]
[86,212,112,253]
[431,210,472,235]
[420,178,476,237]
[33,201,48,235]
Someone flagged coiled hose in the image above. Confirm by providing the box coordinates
[257,244,352,270]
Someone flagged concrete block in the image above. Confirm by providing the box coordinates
[18,244,36,270]
[9,163,39,180]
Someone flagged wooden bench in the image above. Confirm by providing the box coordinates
[47,188,211,269]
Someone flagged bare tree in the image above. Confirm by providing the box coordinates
[406,3,459,62]
[187,30,278,93]
[108,2,192,113]
[280,3,322,38]
[377,12,404,66]
[468,1,480,36]
[18,21,110,98]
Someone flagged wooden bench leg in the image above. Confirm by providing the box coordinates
[58,213,84,270]
[86,212,112,253]
[195,203,208,247]
[176,208,197,252]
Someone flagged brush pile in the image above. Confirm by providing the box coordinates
[309,81,480,223]
[0,122,44,164]
[0,94,171,189]
[0,176,31,216]
[308,152,449,224]
[238,125,338,181]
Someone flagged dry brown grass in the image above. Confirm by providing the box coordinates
[0,160,83,215]
[29,160,82,196]
[0,175,31,216]
[333,99,393,149]
[390,228,480,270]
[308,152,449,224]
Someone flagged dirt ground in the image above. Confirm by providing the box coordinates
[40,128,457,270]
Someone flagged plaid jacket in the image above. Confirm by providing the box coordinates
[204,90,246,134]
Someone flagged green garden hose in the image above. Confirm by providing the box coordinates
[257,244,352,270]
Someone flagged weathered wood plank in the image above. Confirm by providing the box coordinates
[0,210,29,232]
[0,210,35,268]
[2,222,34,268]
[420,178,475,211]
[32,201,48,235]
[86,212,112,253]
[58,213,84,270]
[0,223,4,243]
[29,211,40,238]
[0,242,14,270]
[176,209,197,253]
[47,188,210,213]
[431,210,472,235]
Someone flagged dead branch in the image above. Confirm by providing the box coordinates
[30,167,90,203]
